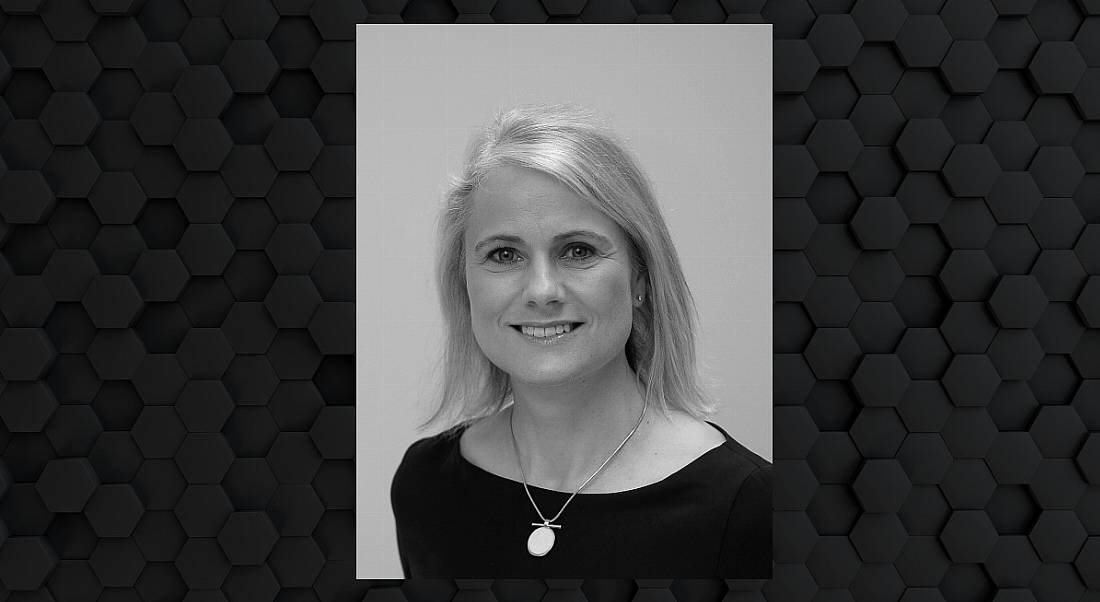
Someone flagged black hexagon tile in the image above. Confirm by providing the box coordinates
[43,43,102,92]
[941,0,998,38]
[807,14,863,67]
[85,483,144,538]
[988,275,1049,328]
[775,198,816,251]
[985,536,1040,588]
[942,144,1001,197]
[774,145,818,197]
[807,432,859,484]
[1076,538,1100,589]
[850,301,906,353]
[849,44,905,95]
[940,510,999,563]
[987,171,1043,224]
[987,484,1039,536]
[988,329,1045,380]
[774,39,820,94]
[223,406,279,459]
[173,433,234,484]
[0,120,53,171]
[1027,95,1081,147]
[220,40,279,93]
[264,117,324,171]
[89,431,144,484]
[44,403,102,457]
[223,354,279,404]
[896,537,951,588]
[0,2,1096,600]
[853,459,911,513]
[985,121,1038,170]
[940,199,996,249]
[0,536,58,590]
[130,92,183,145]
[308,301,355,355]
[851,354,910,407]
[897,380,953,432]
[134,42,187,92]
[897,432,952,485]
[1031,458,1088,510]
[0,170,55,224]
[940,249,998,301]
[223,458,278,512]
[1,276,54,326]
[940,40,999,94]
[90,539,145,585]
[39,91,101,145]
[1030,145,1085,197]
[850,407,907,457]
[806,536,861,588]
[174,538,230,590]
[35,458,98,513]
[895,118,954,170]
[849,94,905,146]
[217,511,279,565]
[1029,40,1087,94]
[1033,249,1088,301]
[178,16,231,64]
[894,15,953,67]
[942,458,998,510]
[173,118,233,171]
[807,173,859,224]
[1031,510,1087,562]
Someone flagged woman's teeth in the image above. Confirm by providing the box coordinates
[521,324,573,337]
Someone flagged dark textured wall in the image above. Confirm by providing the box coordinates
[0,0,1097,600]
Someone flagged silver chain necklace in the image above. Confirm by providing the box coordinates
[509,389,649,557]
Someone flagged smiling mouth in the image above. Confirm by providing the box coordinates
[512,323,584,338]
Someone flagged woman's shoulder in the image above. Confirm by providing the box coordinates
[707,421,771,472]
[393,424,468,484]
[710,424,771,577]
[704,421,771,490]
[701,423,771,528]
[637,411,726,471]
[408,424,465,453]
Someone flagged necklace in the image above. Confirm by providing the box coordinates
[509,387,649,557]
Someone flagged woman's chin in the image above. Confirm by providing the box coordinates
[505,366,584,390]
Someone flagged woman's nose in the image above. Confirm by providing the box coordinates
[523,256,564,306]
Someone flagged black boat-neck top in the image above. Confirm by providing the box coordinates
[390,421,772,578]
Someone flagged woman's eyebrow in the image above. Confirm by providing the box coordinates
[473,230,613,253]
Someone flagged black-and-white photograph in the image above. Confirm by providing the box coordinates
[356,25,772,578]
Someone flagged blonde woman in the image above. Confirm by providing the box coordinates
[391,104,771,577]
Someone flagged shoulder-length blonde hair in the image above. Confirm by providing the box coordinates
[423,103,716,431]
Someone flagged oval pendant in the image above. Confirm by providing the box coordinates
[527,526,555,557]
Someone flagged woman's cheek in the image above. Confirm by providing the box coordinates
[467,272,505,328]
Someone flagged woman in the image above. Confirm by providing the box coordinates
[390,104,771,577]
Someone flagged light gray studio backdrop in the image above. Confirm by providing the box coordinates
[356,24,772,578]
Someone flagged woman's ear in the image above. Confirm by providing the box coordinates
[632,272,646,306]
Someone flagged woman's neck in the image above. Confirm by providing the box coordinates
[507,357,649,492]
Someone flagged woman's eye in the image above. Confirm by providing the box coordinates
[488,248,519,263]
[565,245,594,260]
[486,245,593,265]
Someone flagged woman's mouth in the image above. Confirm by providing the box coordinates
[511,323,584,343]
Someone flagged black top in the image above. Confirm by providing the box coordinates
[390,421,772,577]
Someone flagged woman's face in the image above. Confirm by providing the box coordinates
[463,165,644,389]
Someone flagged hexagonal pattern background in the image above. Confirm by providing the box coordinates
[0,0,1097,599]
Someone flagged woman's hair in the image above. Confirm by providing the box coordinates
[424,102,716,431]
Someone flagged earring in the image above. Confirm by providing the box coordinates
[636,295,644,302]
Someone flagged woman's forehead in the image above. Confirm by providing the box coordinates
[466,166,622,237]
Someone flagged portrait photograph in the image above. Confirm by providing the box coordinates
[355,24,773,578]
